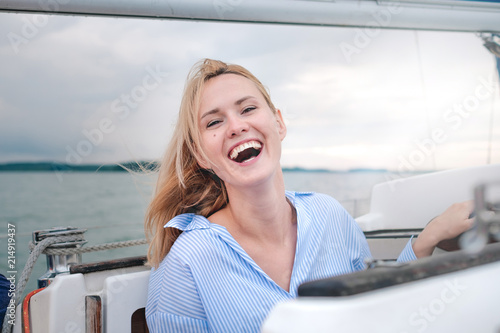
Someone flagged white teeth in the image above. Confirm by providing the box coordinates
[229,141,262,160]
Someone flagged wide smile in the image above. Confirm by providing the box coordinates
[228,140,262,163]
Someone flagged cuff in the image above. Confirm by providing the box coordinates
[396,236,417,263]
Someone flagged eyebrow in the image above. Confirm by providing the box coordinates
[200,95,256,120]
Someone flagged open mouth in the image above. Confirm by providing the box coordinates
[229,140,262,163]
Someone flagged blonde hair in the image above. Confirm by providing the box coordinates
[145,59,276,267]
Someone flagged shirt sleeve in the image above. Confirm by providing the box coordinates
[348,215,373,271]
[316,193,372,272]
[146,251,209,332]
[330,198,372,271]
[396,237,417,263]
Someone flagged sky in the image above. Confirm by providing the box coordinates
[0,10,499,171]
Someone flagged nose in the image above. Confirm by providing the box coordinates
[227,115,248,137]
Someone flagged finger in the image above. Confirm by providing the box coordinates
[462,200,475,214]
[464,217,475,229]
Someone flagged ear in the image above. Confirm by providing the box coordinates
[275,109,287,141]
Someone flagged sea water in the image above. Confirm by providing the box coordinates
[0,170,393,296]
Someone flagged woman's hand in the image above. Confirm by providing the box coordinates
[412,201,475,258]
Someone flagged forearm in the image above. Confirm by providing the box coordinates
[412,202,474,258]
[412,227,440,258]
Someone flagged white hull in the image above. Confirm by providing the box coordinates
[262,257,500,332]
[12,263,150,333]
[361,164,500,259]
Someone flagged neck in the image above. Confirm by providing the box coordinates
[223,169,294,244]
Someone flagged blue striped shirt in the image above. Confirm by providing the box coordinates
[146,191,416,332]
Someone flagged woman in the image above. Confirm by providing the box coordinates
[145,59,473,332]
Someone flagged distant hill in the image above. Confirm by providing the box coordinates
[0,161,158,172]
[0,162,392,174]
[346,168,388,173]
[281,167,389,173]
[281,166,332,173]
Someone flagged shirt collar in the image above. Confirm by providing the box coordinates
[285,190,313,207]
[164,213,210,231]
[164,191,313,232]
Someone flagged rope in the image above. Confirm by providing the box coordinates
[2,235,83,333]
[35,238,148,255]
[1,236,148,333]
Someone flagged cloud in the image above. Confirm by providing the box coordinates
[0,12,498,169]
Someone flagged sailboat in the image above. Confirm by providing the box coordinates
[1,1,499,332]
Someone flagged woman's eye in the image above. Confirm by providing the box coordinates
[207,120,221,128]
[242,106,256,114]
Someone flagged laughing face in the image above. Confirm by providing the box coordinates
[197,73,287,190]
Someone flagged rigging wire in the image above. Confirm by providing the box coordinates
[414,30,437,170]
[481,33,500,165]
[486,57,498,165]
